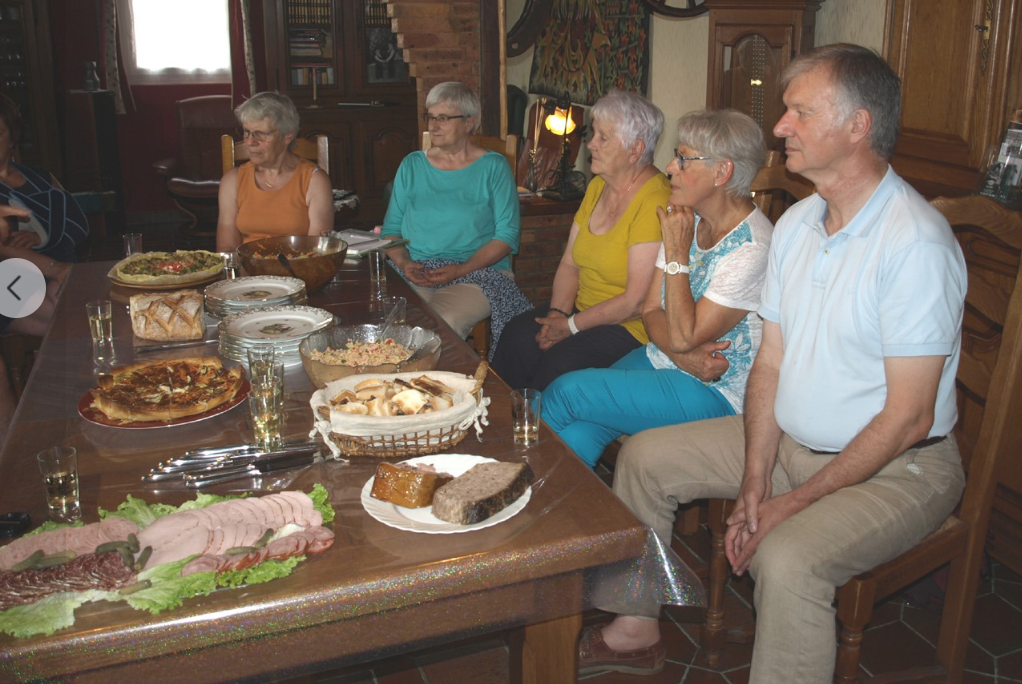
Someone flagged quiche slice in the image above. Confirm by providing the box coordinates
[92,357,245,423]
[113,250,224,286]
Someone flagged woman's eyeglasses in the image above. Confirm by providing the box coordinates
[674,151,719,170]
[421,114,466,125]
[242,129,278,143]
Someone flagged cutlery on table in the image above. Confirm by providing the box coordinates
[184,448,325,488]
[134,338,218,354]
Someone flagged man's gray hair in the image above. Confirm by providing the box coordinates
[781,43,901,159]
[425,82,481,133]
[676,109,766,198]
[235,92,301,137]
[591,90,664,166]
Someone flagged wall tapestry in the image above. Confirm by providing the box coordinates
[529,0,650,105]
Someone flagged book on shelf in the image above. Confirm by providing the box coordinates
[290,66,335,87]
[289,28,331,58]
[287,0,332,25]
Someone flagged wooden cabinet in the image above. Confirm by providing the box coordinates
[516,197,580,303]
[261,0,419,223]
[886,0,1022,576]
[704,0,823,152]
[0,0,58,174]
[884,0,1022,197]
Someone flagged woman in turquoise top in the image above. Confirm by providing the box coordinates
[543,110,772,467]
[382,82,529,350]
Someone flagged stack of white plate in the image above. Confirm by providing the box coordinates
[203,276,307,320]
[218,306,334,366]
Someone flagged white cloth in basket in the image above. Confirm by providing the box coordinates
[309,370,490,459]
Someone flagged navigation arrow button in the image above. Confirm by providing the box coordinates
[7,275,21,301]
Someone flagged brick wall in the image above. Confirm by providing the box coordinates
[384,0,481,136]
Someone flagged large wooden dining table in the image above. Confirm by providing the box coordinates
[0,257,702,684]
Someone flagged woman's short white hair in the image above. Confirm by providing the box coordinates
[235,92,301,137]
[676,109,766,198]
[425,82,481,133]
[590,90,664,166]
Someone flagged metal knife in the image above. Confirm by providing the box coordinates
[183,448,324,488]
[144,441,324,482]
[134,338,218,354]
[182,439,320,460]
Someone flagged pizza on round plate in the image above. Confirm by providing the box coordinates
[91,357,245,423]
[112,250,224,286]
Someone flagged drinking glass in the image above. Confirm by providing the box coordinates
[368,249,385,286]
[249,375,284,450]
[511,389,542,446]
[37,446,80,522]
[371,295,406,325]
[219,251,239,279]
[246,345,278,383]
[86,300,114,361]
[122,232,143,257]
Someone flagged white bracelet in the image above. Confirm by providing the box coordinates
[567,314,580,335]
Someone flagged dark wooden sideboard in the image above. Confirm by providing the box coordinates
[516,195,580,303]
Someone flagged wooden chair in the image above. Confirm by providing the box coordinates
[220,134,330,176]
[421,131,520,358]
[701,194,1022,684]
[0,333,41,400]
[421,131,519,175]
[749,150,814,223]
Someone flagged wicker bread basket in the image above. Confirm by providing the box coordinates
[310,364,490,459]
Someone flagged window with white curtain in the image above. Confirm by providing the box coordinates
[116,0,231,84]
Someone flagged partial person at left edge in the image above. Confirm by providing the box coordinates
[0,94,76,337]
[0,93,88,266]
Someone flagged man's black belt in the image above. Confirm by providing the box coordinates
[807,434,947,455]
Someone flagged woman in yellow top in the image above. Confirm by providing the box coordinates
[216,92,334,251]
[491,91,669,390]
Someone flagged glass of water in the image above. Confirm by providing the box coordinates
[86,299,114,361]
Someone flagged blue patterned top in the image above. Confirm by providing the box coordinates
[646,207,773,411]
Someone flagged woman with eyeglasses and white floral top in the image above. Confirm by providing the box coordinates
[382,82,529,351]
[543,109,772,469]
[217,92,334,252]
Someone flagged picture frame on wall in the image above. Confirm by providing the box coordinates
[365,27,407,84]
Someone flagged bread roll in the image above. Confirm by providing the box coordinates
[130,290,204,341]
[370,462,454,508]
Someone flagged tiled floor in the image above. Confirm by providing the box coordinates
[84,220,1022,684]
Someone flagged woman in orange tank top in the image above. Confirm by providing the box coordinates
[216,92,334,251]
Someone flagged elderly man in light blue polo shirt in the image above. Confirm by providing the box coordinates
[575,44,968,683]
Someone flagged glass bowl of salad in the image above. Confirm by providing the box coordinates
[300,324,442,389]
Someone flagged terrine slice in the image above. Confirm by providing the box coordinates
[431,462,534,525]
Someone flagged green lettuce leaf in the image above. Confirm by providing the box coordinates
[25,519,85,536]
[176,491,246,511]
[215,556,303,589]
[0,589,115,638]
[126,558,216,614]
[308,483,335,524]
[98,494,178,528]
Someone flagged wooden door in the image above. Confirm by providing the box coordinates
[884,0,1022,196]
[704,0,823,152]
